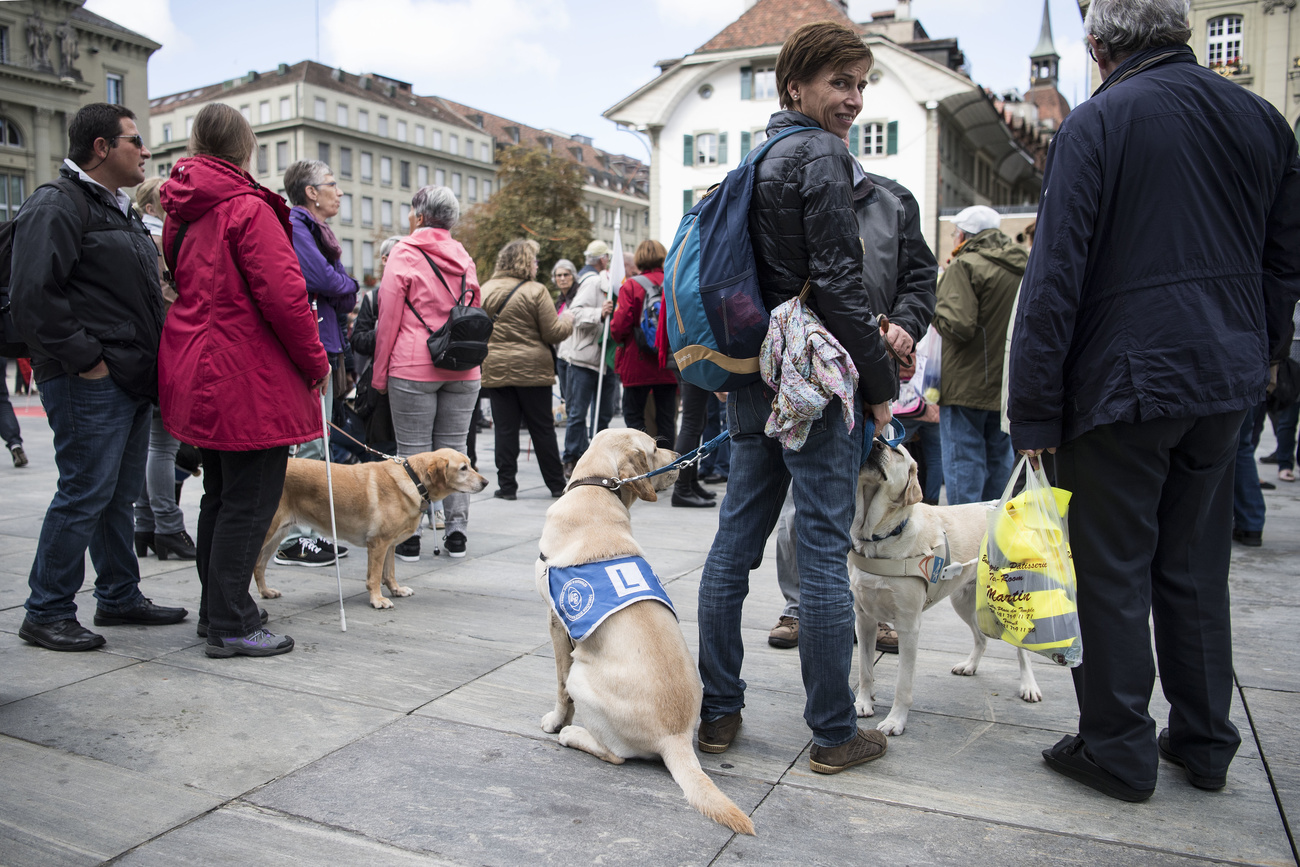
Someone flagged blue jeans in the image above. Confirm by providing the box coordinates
[25,373,151,622]
[901,417,943,504]
[698,382,862,748]
[562,364,616,463]
[699,394,731,478]
[1234,403,1266,532]
[134,412,185,535]
[940,405,1014,505]
[1272,400,1300,470]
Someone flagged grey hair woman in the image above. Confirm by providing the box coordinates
[408,184,460,232]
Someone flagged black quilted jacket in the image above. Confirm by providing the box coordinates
[749,110,895,405]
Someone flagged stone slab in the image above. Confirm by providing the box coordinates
[725,782,1233,867]
[1229,604,1300,693]
[114,802,456,866]
[0,660,400,797]
[249,715,768,865]
[0,630,140,707]
[781,710,1293,866]
[0,734,221,866]
[0,600,205,663]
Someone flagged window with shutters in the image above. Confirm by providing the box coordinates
[861,121,886,157]
[1207,15,1243,69]
[694,132,718,166]
[339,194,353,223]
[740,65,778,100]
[886,121,899,156]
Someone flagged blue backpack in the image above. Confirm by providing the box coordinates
[663,126,816,391]
[629,274,661,355]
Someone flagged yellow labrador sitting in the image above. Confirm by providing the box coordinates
[536,429,755,836]
[849,439,1043,736]
[254,450,487,609]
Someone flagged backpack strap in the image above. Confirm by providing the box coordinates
[403,295,435,335]
[488,280,527,322]
[163,220,190,280]
[630,273,658,298]
[416,249,463,304]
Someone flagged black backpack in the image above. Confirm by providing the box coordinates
[0,177,99,357]
[403,250,492,372]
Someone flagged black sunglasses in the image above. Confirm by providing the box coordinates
[110,134,145,148]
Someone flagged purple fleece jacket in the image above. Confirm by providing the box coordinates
[289,206,358,354]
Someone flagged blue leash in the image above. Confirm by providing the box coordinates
[614,430,730,488]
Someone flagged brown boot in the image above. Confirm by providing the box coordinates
[809,729,888,774]
[698,711,742,754]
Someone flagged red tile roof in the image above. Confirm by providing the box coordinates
[697,0,861,52]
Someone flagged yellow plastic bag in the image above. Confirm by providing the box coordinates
[976,456,1082,667]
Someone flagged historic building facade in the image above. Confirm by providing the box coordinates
[0,0,157,219]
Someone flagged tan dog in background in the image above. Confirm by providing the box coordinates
[536,429,755,836]
[254,449,486,609]
[849,440,1043,736]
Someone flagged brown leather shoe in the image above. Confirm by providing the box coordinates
[698,711,742,754]
[768,615,799,648]
[876,622,898,653]
[810,728,888,774]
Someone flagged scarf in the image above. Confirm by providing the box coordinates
[760,296,858,451]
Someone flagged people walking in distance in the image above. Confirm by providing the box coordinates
[557,240,615,478]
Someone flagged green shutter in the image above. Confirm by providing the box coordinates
[718,132,728,164]
[848,125,859,155]
[740,67,753,100]
[740,130,751,158]
[886,121,898,155]
[683,189,694,214]
[683,133,694,166]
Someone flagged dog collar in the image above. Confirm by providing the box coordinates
[870,518,909,542]
[400,458,431,503]
[565,476,622,494]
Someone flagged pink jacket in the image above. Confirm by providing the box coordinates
[372,228,481,390]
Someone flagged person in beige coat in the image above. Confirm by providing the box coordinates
[480,239,574,499]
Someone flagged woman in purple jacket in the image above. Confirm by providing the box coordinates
[274,160,358,566]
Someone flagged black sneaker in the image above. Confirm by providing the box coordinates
[395,535,420,562]
[10,445,27,468]
[316,538,348,558]
[273,537,336,567]
[444,531,467,558]
[204,629,294,658]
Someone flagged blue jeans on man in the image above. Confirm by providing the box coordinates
[698,382,863,748]
[562,363,617,464]
[940,404,1014,504]
[24,373,151,622]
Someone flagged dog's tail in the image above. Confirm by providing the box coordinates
[660,737,755,836]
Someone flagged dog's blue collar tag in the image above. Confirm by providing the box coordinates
[546,555,676,642]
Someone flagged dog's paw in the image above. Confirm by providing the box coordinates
[876,715,908,736]
[541,711,566,733]
[1020,683,1043,703]
[369,596,395,610]
[393,585,414,597]
[951,660,978,676]
[854,698,876,718]
[259,587,282,599]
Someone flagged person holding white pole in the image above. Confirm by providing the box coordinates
[557,240,615,478]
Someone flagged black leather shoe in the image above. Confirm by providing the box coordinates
[700,472,727,484]
[153,531,197,560]
[93,597,188,627]
[19,617,106,651]
[691,481,717,500]
[197,608,268,638]
[135,531,156,557]
[672,490,716,508]
[1232,528,1262,547]
[1158,728,1227,790]
[1042,734,1154,802]
[698,711,742,754]
[493,489,517,500]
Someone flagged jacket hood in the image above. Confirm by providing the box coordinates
[963,229,1028,275]
[398,227,477,279]
[162,155,274,223]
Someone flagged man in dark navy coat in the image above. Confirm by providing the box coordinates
[1008,0,1300,802]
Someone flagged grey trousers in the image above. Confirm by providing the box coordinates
[775,489,800,618]
[133,413,186,535]
[389,377,480,536]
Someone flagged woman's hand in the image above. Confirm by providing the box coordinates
[310,376,329,393]
[868,401,893,435]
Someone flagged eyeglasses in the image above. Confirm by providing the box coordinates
[1086,41,1097,63]
[310,181,338,188]
[110,134,144,148]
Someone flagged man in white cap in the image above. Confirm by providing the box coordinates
[932,205,1027,504]
[556,239,615,476]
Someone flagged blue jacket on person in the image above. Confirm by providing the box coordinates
[1008,44,1300,451]
[289,206,358,355]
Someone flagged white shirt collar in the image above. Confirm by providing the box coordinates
[62,158,133,216]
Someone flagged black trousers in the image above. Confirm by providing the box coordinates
[196,446,289,638]
[623,382,678,449]
[1056,411,1244,790]
[486,385,566,495]
[674,379,710,493]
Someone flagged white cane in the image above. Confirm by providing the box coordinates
[313,300,347,632]
[592,312,611,439]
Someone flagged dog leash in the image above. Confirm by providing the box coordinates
[563,430,731,495]
[323,419,431,503]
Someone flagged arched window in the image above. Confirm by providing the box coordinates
[0,117,23,148]
[1207,15,1243,69]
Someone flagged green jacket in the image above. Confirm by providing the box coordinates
[933,229,1027,411]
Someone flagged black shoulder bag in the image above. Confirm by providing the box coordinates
[403,250,492,371]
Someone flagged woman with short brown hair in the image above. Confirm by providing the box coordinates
[610,239,678,456]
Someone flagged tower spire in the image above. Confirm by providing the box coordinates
[1030,0,1060,87]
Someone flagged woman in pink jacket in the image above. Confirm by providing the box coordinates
[372,185,481,560]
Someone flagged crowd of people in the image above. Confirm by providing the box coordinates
[4,0,1297,798]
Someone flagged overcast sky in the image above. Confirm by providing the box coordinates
[86,0,1088,160]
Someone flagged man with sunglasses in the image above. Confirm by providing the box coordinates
[11,103,186,652]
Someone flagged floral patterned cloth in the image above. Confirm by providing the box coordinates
[760,296,858,450]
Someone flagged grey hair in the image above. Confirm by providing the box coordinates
[584,250,608,266]
[283,160,332,207]
[1085,0,1191,62]
[379,235,403,260]
[410,185,459,230]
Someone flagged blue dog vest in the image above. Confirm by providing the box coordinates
[546,555,676,642]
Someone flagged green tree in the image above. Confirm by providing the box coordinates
[457,146,591,294]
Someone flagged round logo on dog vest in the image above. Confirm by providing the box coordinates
[560,577,596,621]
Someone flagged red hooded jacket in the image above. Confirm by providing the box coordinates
[159,155,330,450]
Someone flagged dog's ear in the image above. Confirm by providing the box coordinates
[620,449,658,503]
[903,461,924,507]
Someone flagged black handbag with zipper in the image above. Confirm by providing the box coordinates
[403,249,492,371]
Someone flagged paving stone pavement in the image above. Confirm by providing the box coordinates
[0,401,1296,866]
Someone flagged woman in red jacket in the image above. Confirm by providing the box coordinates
[159,104,330,659]
[610,239,677,449]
